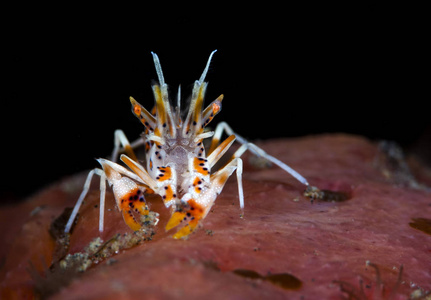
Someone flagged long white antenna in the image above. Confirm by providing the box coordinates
[151,51,165,86]
[175,84,182,122]
[198,50,217,84]
[177,84,181,110]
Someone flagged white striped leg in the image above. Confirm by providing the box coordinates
[65,168,107,233]
[210,156,244,215]
[212,122,310,186]
[234,158,244,215]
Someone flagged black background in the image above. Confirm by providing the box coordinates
[2,4,429,203]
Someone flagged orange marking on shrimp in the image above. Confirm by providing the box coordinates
[118,188,148,231]
[172,218,199,239]
[188,199,204,216]
[165,199,205,239]
[156,166,172,181]
[208,134,236,160]
[212,171,229,187]
[202,94,223,128]
[165,211,186,231]
[122,210,141,231]
[130,96,156,132]
[119,189,147,213]
[193,177,202,194]
[193,157,209,175]
[213,102,221,113]
[134,104,141,115]
[153,85,174,136]
[145,142,151,152]
[162,185,174,203]
[154,127,162,137]
[208,103,221,126]
[172,200,204,239]
[124,145,138,162]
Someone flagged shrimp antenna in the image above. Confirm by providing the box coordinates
[151,51,165,86]
[198,50,217,84]
[177,84,181,110]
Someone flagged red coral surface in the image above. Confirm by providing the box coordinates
[1,134,430,299]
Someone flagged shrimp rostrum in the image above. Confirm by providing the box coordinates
[65,50,321,239]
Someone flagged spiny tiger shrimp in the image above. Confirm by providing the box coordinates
[65,50,321,239]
